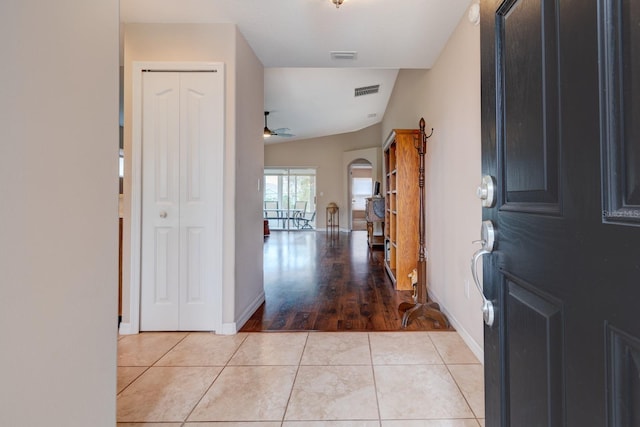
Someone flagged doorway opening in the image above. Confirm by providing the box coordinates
[349,161,373,231]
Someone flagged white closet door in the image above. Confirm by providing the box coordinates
[177,72,223,331]
[140,70,223,331]
[140,72,181,330]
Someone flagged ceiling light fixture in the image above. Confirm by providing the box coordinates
[263,111,272,138]
[331,0,345,8]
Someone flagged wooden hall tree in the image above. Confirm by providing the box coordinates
[384,119,448,328]
[384,128,419,290]
[385,118,449,328]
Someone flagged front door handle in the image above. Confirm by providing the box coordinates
[471,220,496,326]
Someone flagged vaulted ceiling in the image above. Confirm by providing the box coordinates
[121,0,473,142]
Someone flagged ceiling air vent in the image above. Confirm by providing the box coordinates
[354,84,380,97]
[330,51,358,60]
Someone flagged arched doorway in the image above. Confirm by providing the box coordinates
[348,159,373,231]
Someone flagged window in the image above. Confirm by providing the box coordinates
[264,168,317,230]
[352,177,372,210]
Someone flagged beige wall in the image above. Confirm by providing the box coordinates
[122,23,264,331]
[383,15,484,356]
[234,27,266,325]
[0,1,119,425]
[265,123,382,228]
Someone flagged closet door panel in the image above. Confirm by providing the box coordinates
[177,71,224,331]
[140,72,181,330]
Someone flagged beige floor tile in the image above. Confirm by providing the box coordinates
[155,332,247,366]
[188,365,298,421]
[229,332,307,365]
[382,418,478,427]
[375,365,474,419]
[284,422,380,427]
[429,332,480,364]
[448,364,485,418]
[478,420,485,427]
[118,332,188,366]
[382,420,480,427]
[300,332,371,365]
[185,423,281,427]
[118,424,182,427]
[117,366,221,422]
[285,365,378,421]
[117,366,147,394]
[369,332,443,365]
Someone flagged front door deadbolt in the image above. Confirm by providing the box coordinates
[477,175,497,208]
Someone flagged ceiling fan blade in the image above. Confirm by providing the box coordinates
[263,112,294,137]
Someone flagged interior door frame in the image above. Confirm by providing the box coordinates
[126,61,224,334]
[342,147,380,232]
[348,161,373,231]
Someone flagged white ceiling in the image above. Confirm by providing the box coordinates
[121,0,472,142]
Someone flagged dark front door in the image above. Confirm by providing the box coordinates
[480,0,640,425]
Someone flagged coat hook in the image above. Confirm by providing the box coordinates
[425,128,434,139]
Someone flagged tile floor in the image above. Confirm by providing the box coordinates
[117,331,485,426]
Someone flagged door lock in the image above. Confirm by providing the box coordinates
[471,220,496,326]
[477,175,497,208]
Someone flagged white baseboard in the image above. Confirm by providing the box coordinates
[221,290,265,335]
[118,323,135,335]
[315,227,349,233]
[429,289,484,364]
[220,322,237,335]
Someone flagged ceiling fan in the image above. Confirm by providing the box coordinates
[263,111,295,138]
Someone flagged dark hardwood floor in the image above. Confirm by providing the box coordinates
[240,230,453,332]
